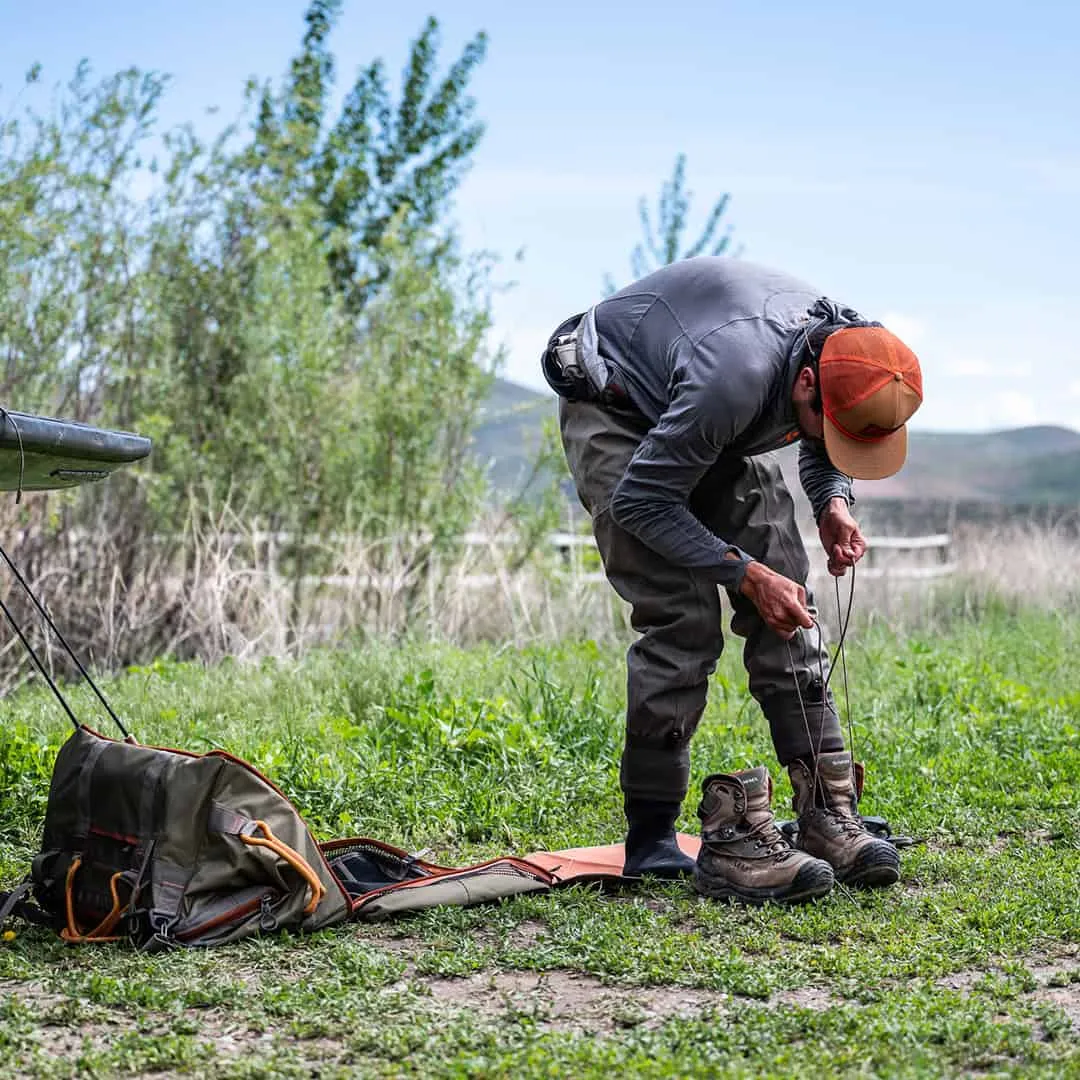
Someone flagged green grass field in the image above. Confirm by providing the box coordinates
[1,611,1078,1077]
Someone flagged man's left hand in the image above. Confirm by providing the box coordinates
[818,498,867,577]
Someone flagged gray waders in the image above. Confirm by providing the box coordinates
[559,397,844,807]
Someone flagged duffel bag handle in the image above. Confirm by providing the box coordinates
[60,856,128,944]
[241,820,325,916]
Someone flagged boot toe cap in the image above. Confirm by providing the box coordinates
[839,840,901,887]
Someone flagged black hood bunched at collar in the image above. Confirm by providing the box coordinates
[787,297,882,376]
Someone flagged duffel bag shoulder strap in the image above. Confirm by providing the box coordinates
[0,880,54,930]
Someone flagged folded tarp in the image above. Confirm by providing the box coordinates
[324,834,702,920]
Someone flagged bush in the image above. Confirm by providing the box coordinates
[0,4,565,678]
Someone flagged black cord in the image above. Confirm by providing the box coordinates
[835,564,856,769]
[0,539,131,740]
[0,591,81,730]
[786,561,858,801]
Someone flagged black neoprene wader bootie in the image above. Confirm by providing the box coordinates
[622,798,696,879]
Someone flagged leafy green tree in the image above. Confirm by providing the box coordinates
[605,152,739,294]
[0,3,497,589]
[0,62,168,423]
[0,2,579,658]
[248,0,487,311]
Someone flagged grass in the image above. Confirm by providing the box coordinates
[0,610,1078,1077]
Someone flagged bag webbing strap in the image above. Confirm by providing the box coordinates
[137,752,169,850]
[0,882,34,924]
[207,802,249,837]
[74,737,110,841]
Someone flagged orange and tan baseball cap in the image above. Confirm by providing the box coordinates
[819,326,923,480]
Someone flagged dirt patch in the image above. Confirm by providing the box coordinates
[935,950,1080,1031]
[770,986,840,1010]
[1037,985,1080,1030]
[1028,954,1080,1030]
[0,978,65,1010]
[420,968,841,1032]
[422,969,729,1032]
[506,918,548,948]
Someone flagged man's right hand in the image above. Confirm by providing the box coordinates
[738,561,814,639]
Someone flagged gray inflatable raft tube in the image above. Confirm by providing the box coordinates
[0,410,152,492]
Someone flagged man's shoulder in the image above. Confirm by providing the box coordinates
[630,256,817,293]
[610,258,819,326]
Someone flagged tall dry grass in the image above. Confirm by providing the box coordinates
[0,494,1077,690]
[807,519,1080,636]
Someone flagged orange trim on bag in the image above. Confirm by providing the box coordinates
[60,857,125,944]
[241,820,326,916]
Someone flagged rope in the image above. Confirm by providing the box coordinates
[785,561,857,801]
[0,539,132,740]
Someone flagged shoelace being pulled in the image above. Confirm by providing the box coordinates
[785,561,858,802]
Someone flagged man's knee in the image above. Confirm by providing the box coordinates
[620,602,723,802]
[626,607,723,725]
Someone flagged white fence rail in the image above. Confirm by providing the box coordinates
[190,529,955,588]
[538,531,956,584]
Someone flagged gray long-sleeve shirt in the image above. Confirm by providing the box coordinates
[590,257,854,590]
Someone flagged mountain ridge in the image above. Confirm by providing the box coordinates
[473,377,1080,505]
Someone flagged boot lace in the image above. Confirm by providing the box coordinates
[816,805,869,838]
[748,819,795,860]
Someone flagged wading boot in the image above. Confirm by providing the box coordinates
[622,798,696,879]
[788,752,900,888]
[694,766,834,905]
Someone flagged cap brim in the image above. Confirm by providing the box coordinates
[823,419,908,481]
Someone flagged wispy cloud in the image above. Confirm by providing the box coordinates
[944,357,1032,379]
[994,391,1038,427]
[881,312,925,347]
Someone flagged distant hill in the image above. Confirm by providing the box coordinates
[473,377,559,492]
[472,377,1080,509]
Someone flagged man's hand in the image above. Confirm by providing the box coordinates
[739,561,814,640]
[818,497,867,577]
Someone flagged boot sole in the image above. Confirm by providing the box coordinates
[837,843,901,888]
[692,861,834,906]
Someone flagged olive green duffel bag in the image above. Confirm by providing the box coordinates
[6,725,352,949]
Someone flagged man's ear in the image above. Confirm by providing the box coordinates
[796,365,816,396]
[797,364,823,415]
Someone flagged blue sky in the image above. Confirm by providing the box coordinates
[2,0,1077,432]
